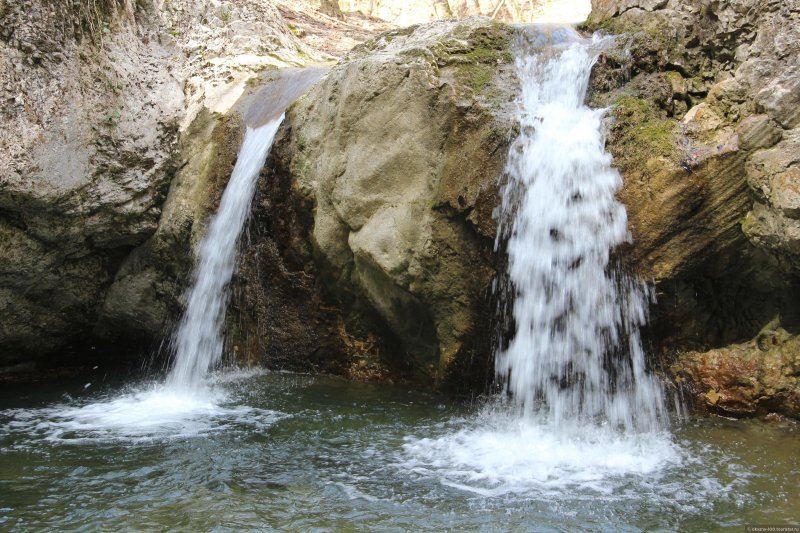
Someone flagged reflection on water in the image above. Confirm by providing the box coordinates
[1,372,798,531]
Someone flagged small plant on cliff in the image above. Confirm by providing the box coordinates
[63,0,122,46]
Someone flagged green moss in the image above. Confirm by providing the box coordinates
[455,63,493,92]
[440,22,514,98]
[444,22,513,65]
[470,46,512,64]
[609,96,677,174]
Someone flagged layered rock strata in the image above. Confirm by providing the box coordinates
[584,0,800,417]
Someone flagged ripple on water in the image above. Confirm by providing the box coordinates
[1,372,796,532]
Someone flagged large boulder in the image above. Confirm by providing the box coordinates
[262,18,516,385]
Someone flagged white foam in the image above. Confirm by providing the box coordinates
[2,377,284,445]
[400,411,682,498]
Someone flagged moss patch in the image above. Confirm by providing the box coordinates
[609,96,677,175]
[443,22,514,65]
[454,63,493,92]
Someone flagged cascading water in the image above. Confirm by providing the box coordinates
[493,29,666,432]
[401,28,679,494]
[167,117,284,391]
[3,68,328,441]
[168,66,327,391]
[0,122,286,442]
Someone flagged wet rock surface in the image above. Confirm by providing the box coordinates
[585,0,800,417]
[1,0,798,418]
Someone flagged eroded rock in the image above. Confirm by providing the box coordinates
[674,320,800,418]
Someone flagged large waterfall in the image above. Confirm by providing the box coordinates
[167,118,284,391]
[401,29,677,494]
[494,30,666,432]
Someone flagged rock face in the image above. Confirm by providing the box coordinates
[0,0,183,366]
[674,319,800,418]
[2,0,797,421]
[0,0,317,369]
[266,18,516,385]
[245,2,800,409]
[584,0,800,417]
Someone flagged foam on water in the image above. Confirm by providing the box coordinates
[2,377,284,445]
[400,408,682,498]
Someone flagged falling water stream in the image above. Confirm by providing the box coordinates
[400,27,681,496]
[0,120,286,441]
[168,118,284,392]
[493,30,666,433]
[0,37,797,532]
[0,68,326,439]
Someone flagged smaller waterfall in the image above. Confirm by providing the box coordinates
[167,117,284,391]
[6,68,327,442]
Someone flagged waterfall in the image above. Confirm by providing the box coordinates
[401,28,678,496]
[166,67,327,391]
[494,29,666,432]
[167,117,284,391]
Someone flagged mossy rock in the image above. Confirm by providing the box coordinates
[608,95,678,175]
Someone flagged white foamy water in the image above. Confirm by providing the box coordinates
[2,372,283,444]
[401,410,682,497]
[494,30,666,432]
[402,30,675,494]
[168,116,285,392]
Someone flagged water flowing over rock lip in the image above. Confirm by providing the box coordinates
[242,66,331,127]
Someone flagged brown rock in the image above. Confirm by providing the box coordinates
[674,323,800,419]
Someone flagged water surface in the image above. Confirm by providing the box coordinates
[1,371,797,531]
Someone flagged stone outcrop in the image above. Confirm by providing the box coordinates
[674,319,800,418]
[0,0,184,367]
[243,1,800,410]
[264,18,516,385]
[584,0,800,417]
